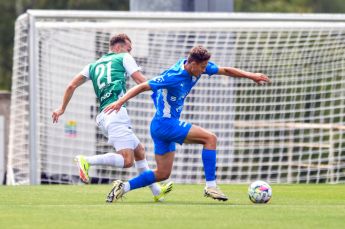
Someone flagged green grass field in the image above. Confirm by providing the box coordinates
[0,184,344,229]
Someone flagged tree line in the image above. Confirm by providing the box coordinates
[0,0,129,91]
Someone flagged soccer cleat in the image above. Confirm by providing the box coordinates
[106,180,125,203]
[204,186,228,201]
[153,181,173,202]
[74,155,90,184]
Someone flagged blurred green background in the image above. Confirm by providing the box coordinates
[1,0,345,91]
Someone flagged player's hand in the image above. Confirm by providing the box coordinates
[251,73,271,85]
[104,101,122,114]
[52,108,64,123]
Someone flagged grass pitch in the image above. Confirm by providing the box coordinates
[0,184,344,229]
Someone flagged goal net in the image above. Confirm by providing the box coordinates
[7,10,345,185]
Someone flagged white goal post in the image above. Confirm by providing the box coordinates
[7,10,345,185]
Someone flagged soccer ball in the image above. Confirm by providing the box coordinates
[248,180,272,203]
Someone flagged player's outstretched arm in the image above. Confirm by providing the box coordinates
[104,82,151,114]
[52,74,86,123]
[217,67,271,85]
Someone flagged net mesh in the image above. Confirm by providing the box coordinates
[7,12,345,184]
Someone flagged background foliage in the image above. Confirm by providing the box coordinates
[235,0,345,13]
[0,0,129,91]
[1,0,345,91]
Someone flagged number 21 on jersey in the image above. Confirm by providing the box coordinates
[96,62,112,90]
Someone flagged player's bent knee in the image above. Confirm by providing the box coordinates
[123,157,134,168]
[117,149,135,168]
[134,143,146,161]
[205,132,217,148]
[123,161,134,168]
[210,133,217,144]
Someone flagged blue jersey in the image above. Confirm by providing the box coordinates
[148,58,219,119]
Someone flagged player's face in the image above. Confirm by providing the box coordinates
[191,60,208,76]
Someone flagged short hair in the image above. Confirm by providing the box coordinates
[109,33,131,47]
[187,45,211,63]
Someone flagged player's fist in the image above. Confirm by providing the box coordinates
[252,73,270,85]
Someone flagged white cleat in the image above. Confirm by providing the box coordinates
[106,180,125,203]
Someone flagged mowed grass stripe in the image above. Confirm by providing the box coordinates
[0,184,344,229]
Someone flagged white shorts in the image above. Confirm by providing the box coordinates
[96,107,140,151]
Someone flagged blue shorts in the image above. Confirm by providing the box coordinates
[150,117,192,155]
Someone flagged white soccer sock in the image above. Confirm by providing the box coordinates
[85,153,124,168]
[123,182,130,193]
[206,180,217,188]
[135,159,161,196]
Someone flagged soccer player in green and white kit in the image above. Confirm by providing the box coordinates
[52,33,172,202]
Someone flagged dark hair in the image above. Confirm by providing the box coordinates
[187,45,211,63]
[109,33,131,47]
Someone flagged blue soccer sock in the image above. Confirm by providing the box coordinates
[202,148,216,182]
[128,170,156,191]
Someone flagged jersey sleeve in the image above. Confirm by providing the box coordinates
[79,64,90,79]
[204,61,219,76]
[123,53,141,76]
[148,74,180,92]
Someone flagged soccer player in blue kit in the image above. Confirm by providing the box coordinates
[104,45,270,202]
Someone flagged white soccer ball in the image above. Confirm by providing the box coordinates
[248,180,272,204]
